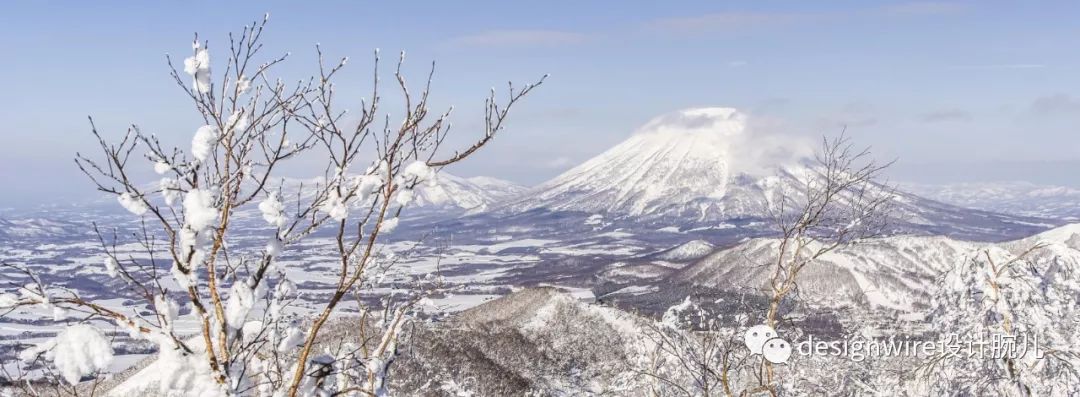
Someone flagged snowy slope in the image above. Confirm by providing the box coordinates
[490,107,1059,239]
[394,287,656,395]
[670,223,1080,312]
[412,174,527,211]
[902,181,1080,220]
[650,239,715,261]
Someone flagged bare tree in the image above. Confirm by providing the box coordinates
[755,133,895,392]
[1,15,542,396]
[763,134,895,327]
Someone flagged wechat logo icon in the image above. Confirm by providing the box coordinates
[743,324,792,364]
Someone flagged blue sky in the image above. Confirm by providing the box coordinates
[2,1,1079,208]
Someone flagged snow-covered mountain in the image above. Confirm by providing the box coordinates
[227,171,525,224]
[279,171,524,212]
[394,287,654,395]
[0,217,87,241]
[649,239,715,261]
[488,107,1059,240]
[411,173,527,211]
[495,108,790,221]
[902,181,1080,221]
[668,223,1080,313]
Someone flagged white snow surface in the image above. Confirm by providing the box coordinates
[21,324,114,385]
[320,189,349,221]
[182,46,211,94]
[153,161,171,175]
[257,192,287,228]
[116,193,147,216]
[183,189,218,231]
[191,125,219,162]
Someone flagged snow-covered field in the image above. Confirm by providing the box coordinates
[0,210,660,376]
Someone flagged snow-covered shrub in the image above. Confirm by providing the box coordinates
[639,296,761,396]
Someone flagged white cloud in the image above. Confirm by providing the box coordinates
[447,30,587,48]
[949,64,1046,70]
[920,109,971,123]
[544,156,574,169]
[647,12,817,35]
[816,102,880,129]
[647,2,967,36]
[1030,93,1080,115]
[877,1,969,17]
